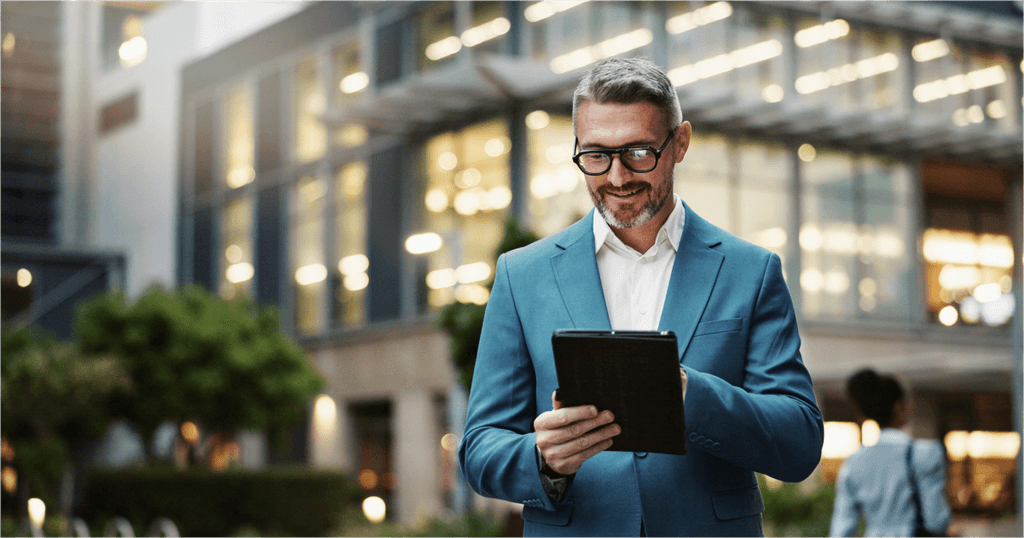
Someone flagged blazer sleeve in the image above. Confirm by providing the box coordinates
[458,254,557,509]
[682,253,824,482]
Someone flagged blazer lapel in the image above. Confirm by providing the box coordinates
[551,211,612,330]
[659,203,725,360]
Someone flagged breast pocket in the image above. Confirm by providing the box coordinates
[685,317,745,386]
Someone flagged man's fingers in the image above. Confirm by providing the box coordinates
[534,404,600,431]
[544,432,617,476]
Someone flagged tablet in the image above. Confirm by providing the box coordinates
[551,329,687,455]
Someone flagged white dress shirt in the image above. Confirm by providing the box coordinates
[830,428,951,537]
[593,195,685,331]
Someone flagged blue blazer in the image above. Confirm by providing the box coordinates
[459,205,823,537]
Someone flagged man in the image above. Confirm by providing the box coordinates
[459,57,823,536]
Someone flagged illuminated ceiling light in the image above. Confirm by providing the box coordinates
[426,268,457,289]
[314,395,337,423]
[986,100,1008,120]
[795,53,898,94]
[2,32,14,58]
[966,105,985,124]
[426,35,462,61]
[343,272,369,291]
[340,72,369,94]
[425,189,449,212]
[525,0,588,23]
[227,166,255,188]
[799,226,823,251]
[438,152,458,171]
[952,108,970,127]
[28,498,45,531]
[295,263,328,286]
[550,28,653,74]
[665,2,733,35]
[456,262,492,284]
[945,431,969,460]
[912,39,949,62]
[938,305,959,326]
[669,39,782,86]
[455,283,490,305]
[762,84,784,103]
[794,19,850,48]
[225,262,255,284]
[339,254,369,276]
[225,244,243,263]
[966,431,1021,459]
[525,110,551,130]
[440,433,459,452]
[922,229,979,265]
[118,36,147,68]
[487,186,513,209]
[973,282,1002,303]
[484,138,506,157]
[798,143,816,162]
[861,420,880,447]
[362,496,386,524]
[938,264,981,290]
[16,268,32,288]
[914,65,1007,103]
[822,421,861,459]
[800,269,824,293]
[405,232,443,254]
[979,235,1014,268]
[461,17,511,48]
[453,189,482,215]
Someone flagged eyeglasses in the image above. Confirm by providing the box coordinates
[572,128,676,176]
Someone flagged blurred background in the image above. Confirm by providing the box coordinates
[1,1,1021,536]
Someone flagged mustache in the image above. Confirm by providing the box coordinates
[599,182,650,195]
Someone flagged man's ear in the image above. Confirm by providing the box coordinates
[673,121,692,164]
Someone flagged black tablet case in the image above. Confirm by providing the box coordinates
[551,329,687,455]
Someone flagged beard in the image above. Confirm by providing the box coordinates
[588,174,674,229]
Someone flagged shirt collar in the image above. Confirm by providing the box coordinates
[594,194,685,255]
[876,428,912,444]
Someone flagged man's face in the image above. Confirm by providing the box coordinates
[575,101,691,229]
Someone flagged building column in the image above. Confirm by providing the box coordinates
[394,390,441,527]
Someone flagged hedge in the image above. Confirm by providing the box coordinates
[79,467,361,537]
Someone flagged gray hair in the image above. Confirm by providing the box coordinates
[572,57,683,137]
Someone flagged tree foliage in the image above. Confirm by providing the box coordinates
[75,284,324,451]
[1,327,130,502]
[437,217,539,393]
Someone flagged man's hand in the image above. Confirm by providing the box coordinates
[534,391,620,476]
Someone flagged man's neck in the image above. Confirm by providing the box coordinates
[608,204,673,253]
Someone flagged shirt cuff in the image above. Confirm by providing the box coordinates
[535,445,574,503]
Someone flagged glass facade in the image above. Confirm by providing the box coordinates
[526,112,590,237]
[333,162,368,327]
[293,174,327,334]
[295,56,327,163]
[220,196,253,300]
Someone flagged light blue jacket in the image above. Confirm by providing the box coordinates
[459,205,823,536]
[830,429,951,537]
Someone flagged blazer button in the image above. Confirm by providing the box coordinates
[703,439,714,450]
[696,435,706,444]
[712,442,721,452]
[635,452,647,458]
[688,432,699,442]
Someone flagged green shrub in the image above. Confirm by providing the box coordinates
[759,474,836,537]
[79,467,361,537]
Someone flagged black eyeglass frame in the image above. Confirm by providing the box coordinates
[571,128,677,176]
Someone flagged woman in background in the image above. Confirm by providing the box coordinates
[830,369,950,537]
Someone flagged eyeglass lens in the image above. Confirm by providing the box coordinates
[577,149,657,174]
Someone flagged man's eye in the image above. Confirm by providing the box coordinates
[627,149,651,160]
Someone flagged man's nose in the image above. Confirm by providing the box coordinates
[605,154,630,187]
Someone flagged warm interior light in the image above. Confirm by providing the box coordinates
[28,498,45,530]
[358,469,379,490]
[314,395,337,423]
[437,152,458,171]
[795,53,898,95]
[461,17,511,48]
[426,268,458,290]
[966,431,1021,459]
[669,39,783,87]
[914,65,1007,103]
[118,36,147,67]
[524,0,588,23]
[762,84,784,103]
[798,143,816,162]
[225,262,255,284]
[455,283,490,305]
[295,264,328,286]
[362,496,387,523]
[343,272,369,291]
[340,72,369,94]
[550,28,653,74]
[339,254,369,276]
[456,262,492,284]
[861,420,880,447]
[665,2,733,35]
[440,433,459,452]
[425,189,449,212]
[525,110,551,130]
[794,19,850,48]
[16,268,32,288]
[181,421,199,443]
[938,305,959,326]
[822,422,861,459]
[945,431,969,461]
[425,36,462,61]
[912,39,949,62]
[406,233,443,255]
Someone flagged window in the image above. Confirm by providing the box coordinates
[736,140,791,264]
[220,197,254,300]
[292,175,327,334]
[224,84,255,189]
[526,112,590,237]
[418,2,458,70]
[332,162,368,327]
[418,119,511,309]
[667,2,741,98]
[913,40,1018,132]
[530,2,654,75]
[332,42,370,149]
[674,132,731,232]
[729,6,788,105]
[294,56,326,163]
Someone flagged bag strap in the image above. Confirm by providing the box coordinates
[906,441,927,536]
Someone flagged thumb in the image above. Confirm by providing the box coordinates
[551,390,564,410]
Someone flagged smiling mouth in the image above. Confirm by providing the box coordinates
[605,186,645,198]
